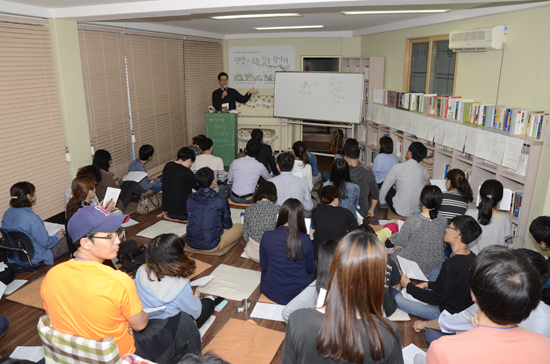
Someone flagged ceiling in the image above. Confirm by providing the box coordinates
[1,0,549,39]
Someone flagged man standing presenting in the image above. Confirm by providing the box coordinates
[41,206,200,362]
[212,72,258,111]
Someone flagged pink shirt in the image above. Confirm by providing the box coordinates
[427,326,550,364]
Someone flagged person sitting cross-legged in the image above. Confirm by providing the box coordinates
[186,167,243,252]
[40,206,200,362]
[426,245,550,364]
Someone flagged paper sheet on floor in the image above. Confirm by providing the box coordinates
[250,302,286,322]
[121,218,139,228]
[230,208,244,225]
[191,275,215,286]
[199,316,216,338]
[402,343,427,364]
[137,220,187,239]
[5,279,28,295]
[387,308,411,321]
[198,264,261,301]
[10,346,44,362]
[397,256,428,281]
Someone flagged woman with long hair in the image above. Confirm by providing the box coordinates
[260,198,315,305]
[439,169,474,222]
[291,141,313,191]
[135,234,215,327]
[283,230,403,364]
[92,149,126,210]
[2,182,67,266]
[390,185,447,278]
[66,176,115,222]
[242,181,280,262]
[466,179,511,254]
[311,185,357,258]
[323,158,360,215]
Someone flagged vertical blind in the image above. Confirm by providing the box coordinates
[79,26,132,179]
[183,39,223,140]
[0,18,70,220]
[79,27,222,179]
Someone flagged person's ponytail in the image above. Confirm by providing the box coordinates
[477,179,503,225]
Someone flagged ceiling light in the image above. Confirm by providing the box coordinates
[341,10,451,15]
[211,13,302,20]
[254,25,325,31]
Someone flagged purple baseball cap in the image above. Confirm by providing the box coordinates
[68,205,130,242]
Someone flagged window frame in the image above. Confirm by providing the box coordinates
[403,34,459,96]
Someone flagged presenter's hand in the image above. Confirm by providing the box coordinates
[248,87,259,95]
[222,90,227,98]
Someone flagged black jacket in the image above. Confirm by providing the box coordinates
[212,87,251,111]
[256,143,279,175]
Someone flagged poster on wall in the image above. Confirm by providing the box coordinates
[229,46,295,88]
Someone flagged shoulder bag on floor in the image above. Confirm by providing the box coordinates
[137,190,162,214]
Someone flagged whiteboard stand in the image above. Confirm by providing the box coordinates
[279,118,355,158]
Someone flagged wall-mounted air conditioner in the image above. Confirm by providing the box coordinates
[449,25,508,52]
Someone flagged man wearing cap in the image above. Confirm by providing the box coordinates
[41,206,200,363]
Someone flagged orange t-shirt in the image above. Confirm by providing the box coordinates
[41,259,143,355]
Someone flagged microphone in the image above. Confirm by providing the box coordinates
[224,85,227,91]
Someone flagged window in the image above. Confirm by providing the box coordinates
[404,35,458,96]
[0,16,70,219]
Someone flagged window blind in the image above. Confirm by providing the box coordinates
[183,39,223,143]
[0,18,69,220]
[125,34,186,176]
[78,26,132,179]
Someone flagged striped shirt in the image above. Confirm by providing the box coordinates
[439,191,468,222]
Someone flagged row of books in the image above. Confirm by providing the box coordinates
[371,89,548,139]
[511,190,524,219]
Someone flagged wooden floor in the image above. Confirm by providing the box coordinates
[0,155,429,362]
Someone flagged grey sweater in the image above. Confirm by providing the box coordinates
[392,214,447,277]
[466,209,511,254]
[349,164,379,217]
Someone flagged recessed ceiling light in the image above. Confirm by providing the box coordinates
[211,13,302,20]
[341,10,451,15]
[254,25,325,31]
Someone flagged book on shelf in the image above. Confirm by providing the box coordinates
[396,136,404,157]
[517,144,530,176]
[443,163,452,179]
[445,96,461,119]
[511,223,519,237]
[512,190,523,218]
[359,145,366,163]
[463,169,472,183]
[372,151,378,165]
[526,111,548,139]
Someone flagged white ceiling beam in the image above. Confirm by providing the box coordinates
[0,0,53,18]
[94,21,225,40]
[225,30,354,39]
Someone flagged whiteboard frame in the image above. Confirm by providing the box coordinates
[273,71,364,124]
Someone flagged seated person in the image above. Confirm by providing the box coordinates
[242,181,280,262]
[63,165,102,209]
[466,179,511,254]
[41,206,200,361]
[66,177,116,222]
[270,152,315,218]
[291,141,313,191]
[396,215,482,320]
[93,150,126,211]
[2,182,67,266]
[135,234,215,328]
[128,144,162,192]
[186,167,243,252]
[250,129,278,176]
[321,138,358,182]
[414,248,550,344]
[323,158,360,216]
[282,230,403,364]
[530,215,550,266]
[191,138,227,194]
[344,145,379,218]
[227,139,271,204]
[379,142,429,217]
[311,186,357,259]
[188,134,206,157]
[260,199,315,305]
[282,240,338,322]
[426,245,550,363]
[162,147,198,221]
[439,169,473,222]
[391,185,447,278]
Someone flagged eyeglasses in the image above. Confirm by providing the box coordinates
[89,229,124,242]
[446,225,459,232]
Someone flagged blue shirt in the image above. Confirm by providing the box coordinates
[323,181,360,215]
[128,158,160,191]
[270,172,313,211]
[260,226,315,305]
[1,207,61,265]
[373,153,400,184]
[306,151,319,177]
[227,156,271,196]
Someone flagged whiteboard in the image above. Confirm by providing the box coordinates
[273,72,364,124]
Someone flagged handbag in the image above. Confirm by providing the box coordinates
[117,240,146,272]
[137,190,162,214]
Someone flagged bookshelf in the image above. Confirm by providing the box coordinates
[340,57,384,146]
[365,104,543,246]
